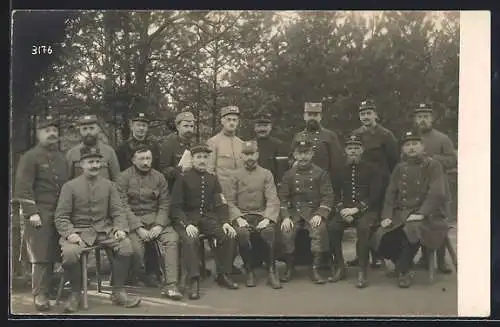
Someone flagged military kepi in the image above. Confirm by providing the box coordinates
[36,115,59,129]
[220,105,240,118]
[190,144,212,155]
[401,130,422,143]
[242,140,258,154]
[413,103,433,114]
[345,134,363,146]
[254,112,272,124]
[359,99,377,112]
[304,102,322,113]
[78,114,98,125]
[80,146,103,160]
[131,112,149,123]
[294,135,313,151]
[175,111,195,124]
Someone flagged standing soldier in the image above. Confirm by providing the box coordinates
[279,136,334,284]
[413,103,456,274]
[158,111,196,194]
[252,112,288,185]
[13,115,69,311]
[115,112,161,172]
[328,135,384,288]
[349,99,399,268]
[372,131,449,288]
[66,115,120,181]
[291,102,344,203]
[116,147,183,299]
[206,105,245,274]
[54,146,141,312]
[170,144,239,300]
[226,141,282,289]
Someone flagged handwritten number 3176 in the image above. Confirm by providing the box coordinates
[32,45,53,55]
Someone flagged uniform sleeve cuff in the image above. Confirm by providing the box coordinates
[356,201,368,213]
[315,205,332,219]
[280,207,291,220]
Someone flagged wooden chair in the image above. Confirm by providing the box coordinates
[55,245,111,310]
[428,227,457,284]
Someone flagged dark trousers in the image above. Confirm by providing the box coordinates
[175,218,235,279]
[280,218,330,255]
[378,227,420,274]
[232,214,276,269]
[31,263,54,296]
[60,232,133,292]
[329,212,377,271]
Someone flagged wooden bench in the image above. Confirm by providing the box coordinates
[428,227,457,284]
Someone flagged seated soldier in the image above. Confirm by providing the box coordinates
[227,140,282,289]
[328,135,384,288]
[116,147,182,300]
[278,136,335,284]
[170,144,239,300]
[54,146,141,313]
[372,130,449,288]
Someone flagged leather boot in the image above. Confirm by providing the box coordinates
[111,289,141,308]
[188,278,200,300]
[33,294,50,312]
[397,272,414,288]
[346,257,359,267]
[267,266,282,289]
[356,270,368,289]
[311,253,326,284]
[280,254,294,283]
[245,269,256,287]
[63,292,81,313]
[330,264,347,283]
[216,274,239,289]
[161,283,183,301]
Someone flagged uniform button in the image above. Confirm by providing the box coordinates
[296,187,300,191]
[296,180,300,183]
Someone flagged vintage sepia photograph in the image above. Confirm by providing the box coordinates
[9,9,487,317]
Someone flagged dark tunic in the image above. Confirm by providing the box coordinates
[14,144,69,263]
[158,133,193,194]
[115,136,161,172]
[256,136,288,184]
[372,156,449,251]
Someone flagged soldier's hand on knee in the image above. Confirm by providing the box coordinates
[339,208,350,218]
[236,217,249,228]
[281,217,293,232]
[137,227,150,241]
[67,233,84,246]
[186,224,199,238]
[256,218,270,230]
[222,223,237,238]
[148,225,163,239]
[343,215,354,224]
[114,230,127,241]
[29,214,42,228]
[380,218,392,228]
[309,215,322,228]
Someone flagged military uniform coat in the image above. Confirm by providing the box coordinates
[115,167,170,231]
[352,124,399,179]
[66,142,121,181]
[278,164,334,222]
[14,144,69,263]
[54,175,129,246]
[335,160,384,220]
[158,133,193,194]
[291,128,345,196]
[372,156,449,251]
[256,136,288,184]
[170,169,230,227]
[226,166,280,222]
[206,131,244,195]
[115,137,161,172]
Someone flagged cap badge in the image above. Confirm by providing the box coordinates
[419,103,426,108]
[84,115,92,120]
[46,115,53,120]
[300,141,306,146]
[350,135,357,141]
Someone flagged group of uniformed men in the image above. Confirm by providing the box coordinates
[13,99,456,313]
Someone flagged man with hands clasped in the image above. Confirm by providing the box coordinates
[372,130,449,288]
[170,144,239,300]
[116,147,182,300]
[278,135,334,285]
[226,140,282,289]
[328,135,384,288]
[54,146,141,313]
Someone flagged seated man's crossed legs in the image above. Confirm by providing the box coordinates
[59,231,141,313]
[128,225,182,300]
[279,218,331,284]
[232,214,282,289]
